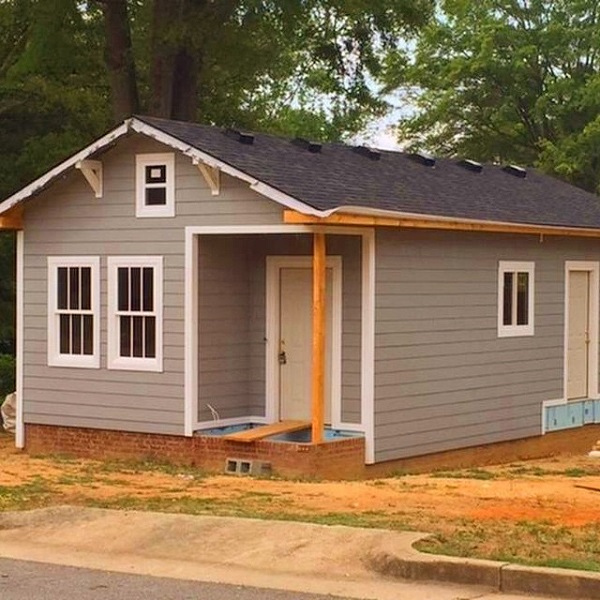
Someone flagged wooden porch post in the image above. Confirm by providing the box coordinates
[311,232,326,444]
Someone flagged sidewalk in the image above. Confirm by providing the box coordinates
[0,507,598,600]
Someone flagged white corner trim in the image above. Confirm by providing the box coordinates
[15,231,24,449]
[184,231,198,436]
[135,153,175,218]
[75,160,103,198]
[107,256,164,372]
[130,118,323,216]
[265,255,343,427]
[361,229,376,464]
[47,256,101,369]
[497,261,535,338]
[564,261,600,402]
[0,123,129,215]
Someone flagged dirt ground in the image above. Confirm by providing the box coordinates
[0,434,600,571]
[2,433,600,526]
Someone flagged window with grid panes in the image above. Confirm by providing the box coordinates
[48,257,99,368]
[108,256,163,371]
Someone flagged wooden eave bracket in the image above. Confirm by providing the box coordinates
[75,160,103,198]
[0,206,23,230]
[193,159,220,196]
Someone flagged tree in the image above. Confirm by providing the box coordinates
[95,0,433,137]
[0,0,432,355]
[385,0,600,192]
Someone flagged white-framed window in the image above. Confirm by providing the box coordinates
[135,153,175,217]
[498,261,535,337]
[47,256,100,368]
[107,256,163,371]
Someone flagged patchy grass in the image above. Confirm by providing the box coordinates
[416,520,600,572]
[0,477,55,511]
[430,468,498,480]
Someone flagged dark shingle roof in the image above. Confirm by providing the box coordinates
[140,115,600,229]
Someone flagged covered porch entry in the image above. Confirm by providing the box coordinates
[184,225,374,463]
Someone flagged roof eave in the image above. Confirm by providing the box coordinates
[284,207,600,239]
[0,121,131,215]
[0,116,322,218]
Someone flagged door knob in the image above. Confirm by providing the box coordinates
[278,351,287,365]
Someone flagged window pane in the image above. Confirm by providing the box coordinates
[145,187,167,206]
[81,267,91,311]
[145,317,156,358]
[145,165,166,184]
[503,272,513,326]
[57,267,68,310]
[132,316,144,357]
[69,267,80,310]
[143,267,154,311]
[59,314,70,354]
[118,267,129,311]
[72,314,82,354]
[83,315,93,355]
[131,267,141,311]
[120,316,131,357]
[516,272,529,325]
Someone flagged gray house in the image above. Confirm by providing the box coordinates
[2,115,600,477]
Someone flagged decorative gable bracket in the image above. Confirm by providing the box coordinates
[193,158,220,196]
[75,160,103,198]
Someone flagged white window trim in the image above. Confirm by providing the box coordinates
[135,153,175,218]
[47,256,100,369]
[497,260,535,337]
[107,256,164,372]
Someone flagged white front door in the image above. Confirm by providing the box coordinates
[279,267,333,422]
[567,270,590,400]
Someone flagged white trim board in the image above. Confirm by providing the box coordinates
[183,225,376,463]
[564,261,600,402]
[265,255,343,427]
[15,231,24,449]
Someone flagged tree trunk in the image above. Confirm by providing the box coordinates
[150,0,201,121]
[100,0,139,122]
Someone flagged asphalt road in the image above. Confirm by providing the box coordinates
[0,558,360,600]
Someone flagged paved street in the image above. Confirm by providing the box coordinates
[2,558,358,600]
[0,558,576,600]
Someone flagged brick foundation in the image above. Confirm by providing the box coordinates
[366,423,600,477]
[25,424,366,480]
[25,423,600,480]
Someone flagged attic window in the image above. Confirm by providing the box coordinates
[136,153,175,218]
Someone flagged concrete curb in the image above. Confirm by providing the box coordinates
[368,545,600,599]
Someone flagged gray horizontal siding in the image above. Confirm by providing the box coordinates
[374,228,600,462]
[22,133,283,435]
[197,234,362,424]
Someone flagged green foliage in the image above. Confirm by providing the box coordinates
[0,354,16,400]
[386,0,600,192]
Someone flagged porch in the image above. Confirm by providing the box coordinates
[183,226,375,467]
